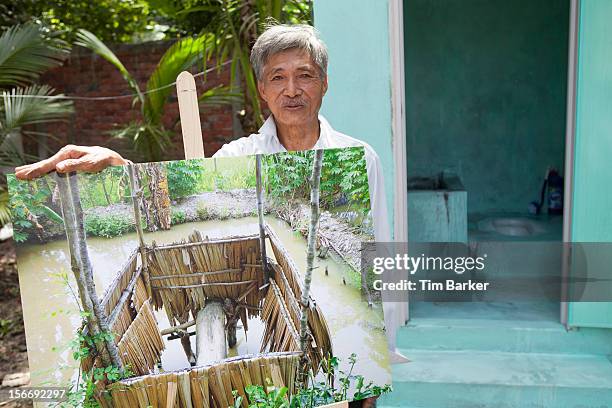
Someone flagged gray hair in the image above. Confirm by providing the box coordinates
[250,24,328,81]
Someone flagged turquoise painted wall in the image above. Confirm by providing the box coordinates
[404,0,569,214]
[313,0,395,233]
[568,0,612,328]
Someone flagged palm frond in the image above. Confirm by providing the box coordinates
[75,29,144,105]
[143,34,215,124]
[110,122,172,163]
[0,23,69,88]
[0,85,73,138]
[198,85,242,106]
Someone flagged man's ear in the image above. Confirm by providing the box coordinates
[322,76,329,96]
[257,80,268,103]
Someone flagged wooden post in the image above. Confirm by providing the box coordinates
[255,154,269,281]
[195,301,227,366]
[176,71,205,159]
[298,150,324,384]
[56,172,123,370]
[127,164,152,300]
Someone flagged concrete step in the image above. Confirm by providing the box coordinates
[379,350,612,408]
[397,317,612,355]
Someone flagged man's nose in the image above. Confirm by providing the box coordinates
[284,77,302,97]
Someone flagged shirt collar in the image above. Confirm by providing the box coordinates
[258,114,333,151]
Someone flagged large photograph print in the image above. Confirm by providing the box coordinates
[8,146,391,407]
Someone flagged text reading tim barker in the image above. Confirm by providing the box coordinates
[370,253,491,292]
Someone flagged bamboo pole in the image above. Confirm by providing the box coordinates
[298,150,324,384]
[152,280,255,290]
[160,319,196,336]
[149,269,242,281]
[56,172,123,370]
[255,154,269,282]
[128,164,152,300]
[151,234,261,250]
[108,266,142,327]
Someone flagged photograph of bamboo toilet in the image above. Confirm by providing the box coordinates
[53,163,333,407]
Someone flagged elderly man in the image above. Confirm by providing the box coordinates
[15,24,405,364]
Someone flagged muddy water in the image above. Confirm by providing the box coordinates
[16,216,390,401]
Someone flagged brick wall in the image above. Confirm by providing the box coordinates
[38,40,239,162]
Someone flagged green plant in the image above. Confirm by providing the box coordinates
[166,160,206,199]
[179,0,312,133]
[79,167,129,209]
[0,22,74,226]
[75,29,239,162]
[1,0,155,43]
[84,213,134,238]
[230,354,392,408]
[0,319,14,338]
[7,174,62,242]
[231,380,289,408]
[56,277,132,408]
[263,149,371,214]
[218,206,230,220]
[0,23,74,167]
[196,202,211,220]
[62,323,134,408]
[171,209,186,224]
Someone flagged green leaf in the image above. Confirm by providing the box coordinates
[143,34,214,124]
[75,29,143,105]
[0,23,69,87]
[40,205,64,225]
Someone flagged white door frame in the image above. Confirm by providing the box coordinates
[389,0,409,324]
[389,0,579,326]
[561,0,580,327]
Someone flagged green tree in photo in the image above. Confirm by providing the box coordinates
[6,174,62,242]
[263,148,371,214]
[166,159,206,199]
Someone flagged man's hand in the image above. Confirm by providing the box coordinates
[15,145,128,180]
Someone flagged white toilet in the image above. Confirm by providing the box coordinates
[477,217,547,237]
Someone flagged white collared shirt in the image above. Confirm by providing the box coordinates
[213,115,390,242]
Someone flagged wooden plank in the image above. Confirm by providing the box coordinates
[176,71,205,159]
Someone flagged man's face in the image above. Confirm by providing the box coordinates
[257,48,328,128]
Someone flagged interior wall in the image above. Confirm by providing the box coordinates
[404,0,569,214]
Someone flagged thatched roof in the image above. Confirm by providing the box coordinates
[86,226,333,406]
[99,352,301,408]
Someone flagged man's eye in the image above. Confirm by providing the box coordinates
[271,76,283,81]
[300,74,313,79]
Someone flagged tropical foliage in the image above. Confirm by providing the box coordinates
[166,159,206,199]
[0,0,155,43]
[230,354,392,408]
[75,29,239,162]
[78,167,129,209]
[0,22,75,227]
[263,148,371,214]
[0,23,74,166]
[6,174,61,242]
[178,0,312,133]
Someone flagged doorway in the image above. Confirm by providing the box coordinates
[402,0,572,323]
